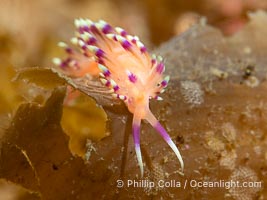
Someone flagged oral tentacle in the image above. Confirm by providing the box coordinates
[132,116,144,177]
[145,110,184,171]
[154,122,184,171]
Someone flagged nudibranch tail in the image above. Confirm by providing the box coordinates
[53,40,99,77]
[132,115,144,177]
[145,110,184,172]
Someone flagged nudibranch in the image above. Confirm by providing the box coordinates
[53,19,184,177]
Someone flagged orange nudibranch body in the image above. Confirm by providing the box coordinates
[53,19,184,177]
[53,47,100,77]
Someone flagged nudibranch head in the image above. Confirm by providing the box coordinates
[53,19,184,177]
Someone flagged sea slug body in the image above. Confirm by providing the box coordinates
[53,19,184,177]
